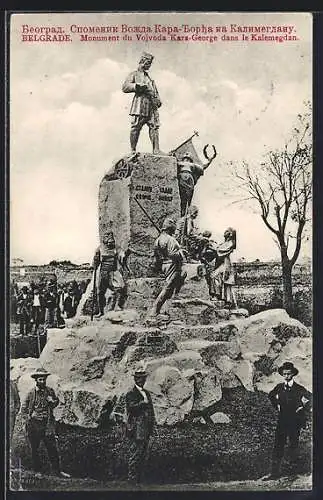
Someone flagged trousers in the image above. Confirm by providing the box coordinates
[19,311,31,335]
[27,418,60,473]
[272,420,301,473]
[128,439,149,483]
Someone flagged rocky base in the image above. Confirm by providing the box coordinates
[11,307,311,431]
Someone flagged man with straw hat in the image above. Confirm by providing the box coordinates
[263,362,312,479]
[21,367,70,478]
[125,366,155,484]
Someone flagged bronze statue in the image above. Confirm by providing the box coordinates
[92,232,118,317]
[206,227,237,305]
[148,218,187,318]
[122,52,162,154]
[177,145,217,216]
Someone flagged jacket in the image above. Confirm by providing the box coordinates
[21,386,59,435]
[122,69,161,116]
[16,292,33,315]
[10,379,21,417]
[268,381,312,428]
[125,386,155,441]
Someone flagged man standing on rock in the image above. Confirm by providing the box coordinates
[125,367,155,484]
[264,362,312,480]
[148,217,187,318]
[122,52,162,154]
[21,367,70,478]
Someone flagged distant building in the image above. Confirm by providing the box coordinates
[11,257,24,267]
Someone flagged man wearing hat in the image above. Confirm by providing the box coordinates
[148,217,187,317]
[122,52,162,154]
[21,367,70,478]
[264,362,312,479]
[44,282,59,328]
[17,285,33,336]
[177,152,216,216]
[125,367,155,484]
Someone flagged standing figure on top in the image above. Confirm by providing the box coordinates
[122,52,162,154]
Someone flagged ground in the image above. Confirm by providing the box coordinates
[10,387,312,491]
[9,469,312,491]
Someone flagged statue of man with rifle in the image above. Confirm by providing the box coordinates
[91,231,118,318]
[147,217,187,319]
[122,52,162,154]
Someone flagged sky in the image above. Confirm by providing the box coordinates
[10,12,312,264]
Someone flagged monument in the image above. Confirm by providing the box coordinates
[95,51,219,309]
[98,153,181,278]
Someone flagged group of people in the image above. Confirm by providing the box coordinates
[93,209,237,321]
[147,208,237,318]
[9,361,311,484]
[10,279,90,335]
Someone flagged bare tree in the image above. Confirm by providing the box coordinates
[233,105,312,314]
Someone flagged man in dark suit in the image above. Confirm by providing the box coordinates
[264,362,312,479]
[21,367,70,478]
[125,367,155,484]
[17,286,33,335]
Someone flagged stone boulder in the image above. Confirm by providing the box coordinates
[147,365,194,425]
[237,309,310,356]
[10,357,42,382]
[255,337,312,393]
[121,330,178,365]
[10,308,312,430]
[189,368,223,413]
[209,412,231,424]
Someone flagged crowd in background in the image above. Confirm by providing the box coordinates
[10,278,90,335]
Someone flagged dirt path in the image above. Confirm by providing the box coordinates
[10,469,312,491]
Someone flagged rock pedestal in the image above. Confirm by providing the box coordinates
[99,153,180,277]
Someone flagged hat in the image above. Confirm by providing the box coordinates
[278,362,299,376]
[162,217,176,231]
[30,367,50,379]
[202,230,212,238]
[139,52,154,63]
[133,367,147,377]
[181,152,194,162]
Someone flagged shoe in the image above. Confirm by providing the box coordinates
[261,472,281,481]
[54,471,71,478]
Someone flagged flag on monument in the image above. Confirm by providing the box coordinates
[170,132,203,166]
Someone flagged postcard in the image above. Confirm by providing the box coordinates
[8,11,312,492]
